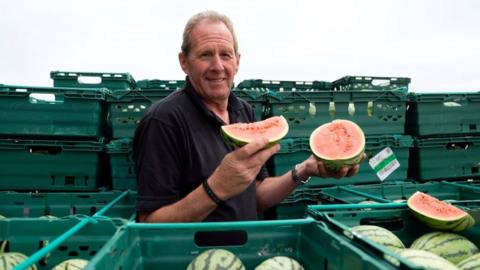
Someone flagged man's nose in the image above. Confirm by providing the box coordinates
[210,54,224,71]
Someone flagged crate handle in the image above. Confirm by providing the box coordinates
[27,146,62,155]
[445,142,470,150]
[371,79,391,87]
[77,75,102,85]
[29,93,64,104]
[359,217,405,231]
[194,230,247,246]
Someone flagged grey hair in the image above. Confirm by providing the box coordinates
[181,10,239,56]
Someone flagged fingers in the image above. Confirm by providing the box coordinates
[235,138,280,165]
[346,164,360,178]
[315,160,358,179]
[237,137,270,157]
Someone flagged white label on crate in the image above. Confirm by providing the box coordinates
[369,147,400,181]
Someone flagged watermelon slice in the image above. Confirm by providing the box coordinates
[221,116,289,147]
[309,119,365,171]
[407,191,475,232]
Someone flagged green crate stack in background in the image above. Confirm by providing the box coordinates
[50,71,136,91]
[263,76,412,219]
[333,75,411,92]
[0,190,136,219]
[105,139,135,190]
[237,79,333,92]
[4,69,480,269]
[406,91,480,181]
[0,82,110,192]
[266,89,408,137]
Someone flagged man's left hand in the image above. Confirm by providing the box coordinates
[299,153,367,179]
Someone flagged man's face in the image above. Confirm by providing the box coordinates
[179,20,240,103]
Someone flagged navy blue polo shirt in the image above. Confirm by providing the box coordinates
[133,78,268,221]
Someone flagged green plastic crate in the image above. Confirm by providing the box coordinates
[232,89,269,120]
[307,201,480,270]
[107,89,175,138]
[86,219,398,270]
[406,92,480,136]
[0,85,108,138]
[270,135,413,187]
[0,139,106,191]
[0,191,136,219]
[274,179,479,219]
[50,71,136,90]
[409,136,480,181]
[0,217,121,270]
[266,90,407,136]
[332,76,410,91]
[237,79,333,92]
[106,139,135,190]
[135,79,185,90]
[318,180,480,204]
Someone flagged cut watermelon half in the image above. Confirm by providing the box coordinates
[221,116,289,147]
[407,191,475,232]
[309,119,365,171]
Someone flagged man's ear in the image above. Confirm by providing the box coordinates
[178,52,188,73]
[235,53,241,74]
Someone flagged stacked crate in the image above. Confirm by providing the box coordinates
[406,92,480,181]
[2,72,480,270]
[0,76,115,191]
[0,71,142,270]
[241,76,413,218]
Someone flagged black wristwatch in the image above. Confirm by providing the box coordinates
[291,164,311,184]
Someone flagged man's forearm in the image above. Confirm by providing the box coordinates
[140,184,218,222]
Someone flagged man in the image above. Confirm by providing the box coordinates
[133,10,361,223]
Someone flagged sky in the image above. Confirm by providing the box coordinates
[1,0,480,92]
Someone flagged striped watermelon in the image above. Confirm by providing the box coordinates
[255,256,304,270]
[410,231,479,265]
[221,116,289,147]
[187,249,245,270]
[51,259,89,270]
[396,249,459,270]
[0,252,38,270]
[457,253,480,270]
[351,225,405,251]
[407,191,475,232]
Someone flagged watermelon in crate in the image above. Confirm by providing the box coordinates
[307,200,480,270]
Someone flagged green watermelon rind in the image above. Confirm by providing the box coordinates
[457,252,480,270]
[317,149,365,171]
[407,191,475,232]
[395,249,459,270]
[51,259,89,270]
[0,252,38,270]
[255,256,304,270]
[410,231,479,265]
[221,116,289,147]
[187,249,245,270]
[310,119,365,171]
[351,225,405,251]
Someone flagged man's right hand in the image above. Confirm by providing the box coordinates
[207,137,280,201]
